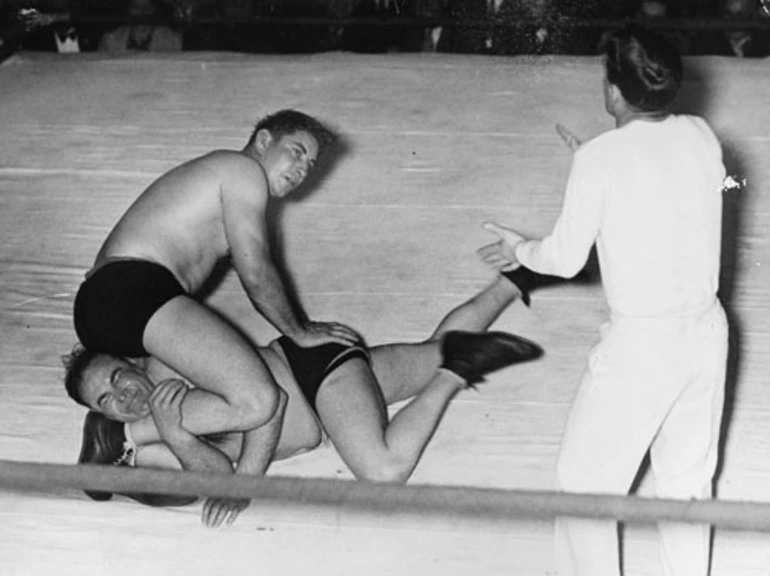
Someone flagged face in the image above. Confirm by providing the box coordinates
[80,355,155,422]
[258,130,320,199]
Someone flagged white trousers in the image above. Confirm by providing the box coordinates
[555,301,728,576]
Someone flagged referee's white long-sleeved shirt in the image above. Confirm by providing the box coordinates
[515,115,726,318]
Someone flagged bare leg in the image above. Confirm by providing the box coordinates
[130,278,517,444]
[370,277,520,404]
[315,358,465,483]
[427,276,519,340]
[130,295,279,444]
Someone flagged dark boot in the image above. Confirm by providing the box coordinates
[78,411,135,501]
[440,330,543,385]
[501,266,548,306]
[502,266,594,306]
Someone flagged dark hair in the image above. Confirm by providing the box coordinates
[601,25,683,112]
[81,410,197,507]
[63,344,101,407]
[246,109,336,153]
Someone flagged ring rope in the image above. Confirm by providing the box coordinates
[1,460,769,532]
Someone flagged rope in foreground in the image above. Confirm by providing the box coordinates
[1,460,770,532]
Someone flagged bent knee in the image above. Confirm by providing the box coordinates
[229,386,281,431]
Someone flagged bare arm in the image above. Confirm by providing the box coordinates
[135,380,287,527]
[149,379,234,474]
[220,170,307,338]
[200,387,288,528]
[221,164,359,347]
[123,380,235,511]
[147,379,259,527]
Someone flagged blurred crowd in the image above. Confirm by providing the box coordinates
[1,0,769,57]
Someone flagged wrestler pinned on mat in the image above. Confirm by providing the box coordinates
[66,276,542,527]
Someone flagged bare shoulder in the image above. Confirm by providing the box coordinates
[199,150,265,178]
[203,150,269,205]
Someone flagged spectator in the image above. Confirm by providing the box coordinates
[337,0,416,53]
[98,0,183,52]
[438,0,608,56]
[634,0,693,54]
[693,0,770,57]
[435,0,489,54]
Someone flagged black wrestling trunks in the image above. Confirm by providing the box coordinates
[276,336,370,412]
[74,259,186,357]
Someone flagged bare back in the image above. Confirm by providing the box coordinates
[94,150,269,293]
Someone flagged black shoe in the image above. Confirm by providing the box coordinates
[440,330,543,385]
[78,411,134,501]
[501,266,545,306]
[502,266,593,306]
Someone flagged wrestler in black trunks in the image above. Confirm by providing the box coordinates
[74,259,186,357]
[276,336,370,413]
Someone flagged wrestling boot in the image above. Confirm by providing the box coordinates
[502,266,595,306]
[440,330,543,386]
[78,411,136,501]
[501,266,551,307]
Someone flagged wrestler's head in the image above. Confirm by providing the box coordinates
[600,25,683,115]
[63,345,153,422]
[246,110,336,199]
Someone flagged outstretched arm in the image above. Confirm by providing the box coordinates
[479,124,599,278]
[221,166,360,347]
[477,123,583,273]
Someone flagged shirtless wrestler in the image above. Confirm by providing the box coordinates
[72,110,362,496]
[65,276,542,526]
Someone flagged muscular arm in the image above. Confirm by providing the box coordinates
[147,379,235,474]
[195,387,287,528]
[221,168,309,339]
[138,392,286,478]
[138,376,287,525]
[124,380,236,509]
[220,161,360,347]
[134,361,286,474]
